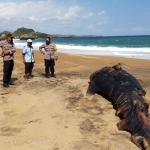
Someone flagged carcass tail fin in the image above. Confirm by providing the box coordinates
[131,136,150,150]
[117,111,150,150]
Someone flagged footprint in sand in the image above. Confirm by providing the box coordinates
[80,119,94,132]
[0,127,23,136]
[23,118,42,124]
[0,111,6,125]
[74,141,99,150]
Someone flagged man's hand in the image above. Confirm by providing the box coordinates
[54,56,58,61]
[23,60,26,64]
[4,50,10,55]
[0,53,3,57]
[42,51,45,55]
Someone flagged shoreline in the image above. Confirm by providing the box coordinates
[0,49,149,150]
[16,47,150,61]
[20,46,150,60]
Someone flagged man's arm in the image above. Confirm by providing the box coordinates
[22,54,26,64]
[39,44,45,55]
[2,43,16,55]
[32,47,35,63]
[0,53,4,57]
[53,44,58,60]
[22,47,26,63]
[9,44,16,54]
[0,41,3,48]
[3,50,9,55]
[0,41,4,56]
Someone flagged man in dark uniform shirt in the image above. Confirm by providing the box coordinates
[0,34,16,87]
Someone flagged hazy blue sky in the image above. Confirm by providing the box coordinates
[0,0,150,36]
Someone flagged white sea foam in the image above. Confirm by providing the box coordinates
[14,41,150,60]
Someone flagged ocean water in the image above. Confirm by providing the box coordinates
[14,35,150,60]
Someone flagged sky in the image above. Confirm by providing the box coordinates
[0,0,150,36]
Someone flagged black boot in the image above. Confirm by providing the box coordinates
[51,74,56,78]
[3,83,9,88]
[45,74,50,78]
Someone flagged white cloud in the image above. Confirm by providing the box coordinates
[83,12,94,18]
[0,3,17,17]
[132,27,143,32]
[97,21,108,26]
[64,6,82,19]
[98,11,105,16]
[87,24,93,29]
[0,1,95,33]
[0,1,90,20]
[28,16,47,21]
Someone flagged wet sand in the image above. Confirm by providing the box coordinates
[0,49,150,150]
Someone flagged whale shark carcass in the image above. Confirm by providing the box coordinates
[87,63,150,150]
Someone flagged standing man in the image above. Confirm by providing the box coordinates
[22,39,34,80]
[39,37,58,78]
[0,34,16,88]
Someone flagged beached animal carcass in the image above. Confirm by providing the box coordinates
[87,63,150,150]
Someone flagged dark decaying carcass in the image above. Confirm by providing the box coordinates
[87,63,150,150]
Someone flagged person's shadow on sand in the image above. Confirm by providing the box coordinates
[0,78,18,83]
[11,78,18,83]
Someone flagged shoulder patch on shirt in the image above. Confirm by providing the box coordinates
[53,44,57,51]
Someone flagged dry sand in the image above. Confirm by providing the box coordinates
[0,49,150,150]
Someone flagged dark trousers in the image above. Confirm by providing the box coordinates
[45,59,55,75]
[3,60,14,84]
[25,62,34,75]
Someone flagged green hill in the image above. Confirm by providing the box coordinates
[13,27,48,39]
[0,27,75,40]
[13,27,35,36]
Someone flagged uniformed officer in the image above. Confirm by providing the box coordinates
[39,37,58,78]
[0,34,16,87]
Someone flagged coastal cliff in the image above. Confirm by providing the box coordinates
[0,27,75,40]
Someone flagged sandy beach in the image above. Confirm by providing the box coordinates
[0,49,150,150]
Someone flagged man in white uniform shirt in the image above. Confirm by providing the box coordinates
[22,39,35,80]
